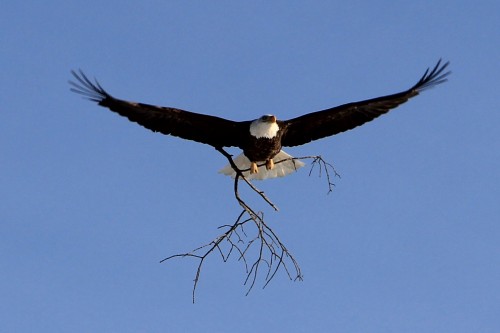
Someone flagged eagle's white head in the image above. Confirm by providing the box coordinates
[249,115,279,139]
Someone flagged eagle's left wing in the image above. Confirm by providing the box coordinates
[280,60,450,147]
[69,70,250,149]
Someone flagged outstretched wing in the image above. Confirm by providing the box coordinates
[280,59,450,147]
[69,70,250,148]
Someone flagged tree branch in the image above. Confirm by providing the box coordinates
[160,148,339,302]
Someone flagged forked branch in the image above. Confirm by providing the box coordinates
[161,148,339,302]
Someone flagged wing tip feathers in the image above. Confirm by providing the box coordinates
[413,59,451,93]
[69,69,110,103]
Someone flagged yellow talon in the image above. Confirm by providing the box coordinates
[250,162,258,174]
[266,159,274,170]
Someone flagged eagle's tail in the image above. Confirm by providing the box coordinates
[218,150,305,180]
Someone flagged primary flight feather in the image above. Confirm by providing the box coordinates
[69,60,450,180]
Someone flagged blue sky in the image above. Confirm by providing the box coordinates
[2,1,499,332]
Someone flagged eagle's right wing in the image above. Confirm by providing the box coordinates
[69,70,249,149]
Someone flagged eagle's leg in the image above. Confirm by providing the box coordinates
[250,162,259,174]
[266,159,274,170]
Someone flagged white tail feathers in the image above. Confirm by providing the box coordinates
[218,150,305,180]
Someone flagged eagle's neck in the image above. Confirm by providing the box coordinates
[249,119,279,139]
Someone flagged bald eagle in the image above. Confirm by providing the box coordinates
[69,60,450,180]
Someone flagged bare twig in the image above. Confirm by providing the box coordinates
[161,148,338,302]
[302,155,341,194]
